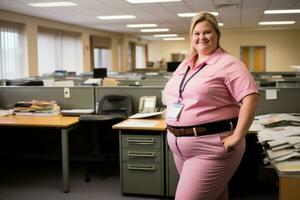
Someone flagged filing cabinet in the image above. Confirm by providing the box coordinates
[119,132,165,196]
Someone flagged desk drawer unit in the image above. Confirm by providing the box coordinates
[120,133,164,196]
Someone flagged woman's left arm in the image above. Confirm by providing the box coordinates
[222,93,260,152]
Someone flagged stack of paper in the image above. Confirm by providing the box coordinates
[257,113,300,127]
[129,111,163,119]
[255,113,300,163]
[14,100,60,116]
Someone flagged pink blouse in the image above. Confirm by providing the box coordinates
[164,48,258,127]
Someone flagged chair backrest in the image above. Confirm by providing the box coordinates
[98,95,132,118]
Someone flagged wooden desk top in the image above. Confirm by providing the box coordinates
[112,118,166,131]
[0,115,79,128]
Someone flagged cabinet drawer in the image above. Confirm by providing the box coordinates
[122,162,163,195]
[122,148,161,162]
[121,134,161,148]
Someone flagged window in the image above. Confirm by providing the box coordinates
[90,36,112,71]
[93,48,111,69]
[0,21,27,79]
[135,44,146,69]
[37,28,83,75]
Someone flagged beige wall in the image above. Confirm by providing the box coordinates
[148,40,190,63]
[0,10,126,76]
[148,29,300,72]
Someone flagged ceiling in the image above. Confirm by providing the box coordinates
[1,0,300,40]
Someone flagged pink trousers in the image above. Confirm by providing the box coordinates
[167,131,245,200]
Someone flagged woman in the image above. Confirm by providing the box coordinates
[164,11,259,200]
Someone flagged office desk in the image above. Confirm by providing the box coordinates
[0,115,79,193]
[267,154,300,200]
[113,118,167,196]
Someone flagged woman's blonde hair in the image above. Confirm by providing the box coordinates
[188,11,222,57]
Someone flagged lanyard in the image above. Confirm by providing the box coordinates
[178,62,207,102]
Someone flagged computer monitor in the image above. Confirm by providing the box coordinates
[167,62,181,72]
[93,68,107,78]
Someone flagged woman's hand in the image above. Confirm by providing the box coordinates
[221,93,259,152]
[221,134,242,152]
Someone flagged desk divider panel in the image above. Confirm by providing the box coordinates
[257,88,300,115]
[95,86,165,114]
[0,86,95,110]
[118,80,167,86]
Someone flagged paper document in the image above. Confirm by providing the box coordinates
[61,109,94,116]
[129,111,163,119]
[267,149,294,159]
[84,78,102,85]
[0,110,14,117]
[275,152,300,162]
[117,120,159,128]
[249,120,265,132]
[272,144,292,151]
[266,89,277,100]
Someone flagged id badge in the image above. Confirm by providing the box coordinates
[167,102,184,121]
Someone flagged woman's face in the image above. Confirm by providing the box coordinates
[191,20,218,55]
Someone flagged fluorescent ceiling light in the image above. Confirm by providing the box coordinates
[259,21,295,25]
[218,23,224,26]
[163,37,185,41]
[28,1,78,7]
[97,15,136,20]
[264,9,300,14]
[126,24,157,28]
[126,0,182,3]
[154,34,178,37]
[140,28,169,32]
[177,12,218,17]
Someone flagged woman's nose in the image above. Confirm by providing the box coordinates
[199,33,205,40]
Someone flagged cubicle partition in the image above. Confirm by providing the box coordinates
[95,86,165,114]
[0,86,96,165]
[117,79,167,87]
[0,86,95,110]
[257,88,300,115]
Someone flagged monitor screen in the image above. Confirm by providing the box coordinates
[93,68,107,78]
[167,62,181,72]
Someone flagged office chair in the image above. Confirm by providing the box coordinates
[80,95,132,182]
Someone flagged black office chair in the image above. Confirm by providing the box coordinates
[80,95,132,182]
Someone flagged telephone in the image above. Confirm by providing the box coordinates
[139,96,157,113]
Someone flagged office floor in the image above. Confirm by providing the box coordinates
[0,159,278,200]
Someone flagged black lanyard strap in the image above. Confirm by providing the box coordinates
[178,62,207,102]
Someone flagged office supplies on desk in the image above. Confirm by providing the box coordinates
[256,113,300,163]
[0,110,13,116]
[54,80,74,87]
[83,78,102,85]
[129,111,163,119]
[14,100,60,116]
[257,113,300,127]
[115,119,159,128]
[61,109,94,116]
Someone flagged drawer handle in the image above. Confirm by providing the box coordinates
[128,151,155,158]
[127,138,155,145]
[128,164,156,171]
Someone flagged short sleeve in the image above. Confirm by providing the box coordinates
[224,60,259,102]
